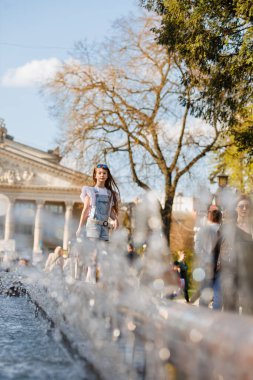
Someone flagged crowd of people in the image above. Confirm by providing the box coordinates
[194,194,253,315]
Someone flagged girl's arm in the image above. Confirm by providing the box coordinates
[76,195,90,237]
[110,207,119,230]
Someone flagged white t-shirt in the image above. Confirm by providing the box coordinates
[94,186,109,196]
[80,186,114,218]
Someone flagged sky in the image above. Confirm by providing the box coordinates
[0,0,141,151]
[0,0,215,200]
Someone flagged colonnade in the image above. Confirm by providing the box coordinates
[3,197,74,255]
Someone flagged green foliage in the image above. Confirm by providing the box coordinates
[141,0,253,127]
[210,132,253,193]
[232,106,253,158]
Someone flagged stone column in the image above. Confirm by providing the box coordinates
[33,201,44,256]
[63,202,73,250]
[4,197,15,241]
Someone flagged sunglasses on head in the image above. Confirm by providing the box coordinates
[97,164,108,169]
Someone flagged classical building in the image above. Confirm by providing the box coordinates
[0,121,89,261]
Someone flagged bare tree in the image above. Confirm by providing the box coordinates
[44,15,226,246]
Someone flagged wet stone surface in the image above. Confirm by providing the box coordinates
[0,295,94,380]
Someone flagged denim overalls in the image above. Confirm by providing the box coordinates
[86,188,112,241]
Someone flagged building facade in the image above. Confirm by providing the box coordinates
[0,123,89,262]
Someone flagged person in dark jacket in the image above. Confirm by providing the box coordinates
[175,251,189,303]
[126,243,139,265]
[220,194,253,315]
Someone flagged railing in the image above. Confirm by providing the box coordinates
[1,211,253,380]
[5,266,251,380]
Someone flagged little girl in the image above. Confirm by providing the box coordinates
[76,164,120,241]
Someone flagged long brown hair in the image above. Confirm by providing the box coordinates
[92,165,120,214]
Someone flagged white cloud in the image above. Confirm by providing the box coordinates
[1,58,62,87]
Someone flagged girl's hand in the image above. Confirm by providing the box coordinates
[111,219,119,230]
[76,228,81,237]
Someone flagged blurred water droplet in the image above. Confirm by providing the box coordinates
[148,216,161,229]
[201,287,213,303]
[127,321,136,331]
[153,278,164,290]
[193,268,205,282]
[159,347,170,360]
[89,299,95,307]
[113,329,120,339]
[159,307,169,320]
[189,328,203,343]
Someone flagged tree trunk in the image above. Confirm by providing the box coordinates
[161,195,174,248]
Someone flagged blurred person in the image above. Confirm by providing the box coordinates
[177,251,190,303]
[220,194,253,314]
[44,246,64,273]
[18,258,30,266]
[165,261,182,300]
[76,164,120,283]
[125,242,139,265]
[2,250,19,272]
[15,257,33,276]
[195,207,223,309]
[65,239,94,281]
[125,242,144,284]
